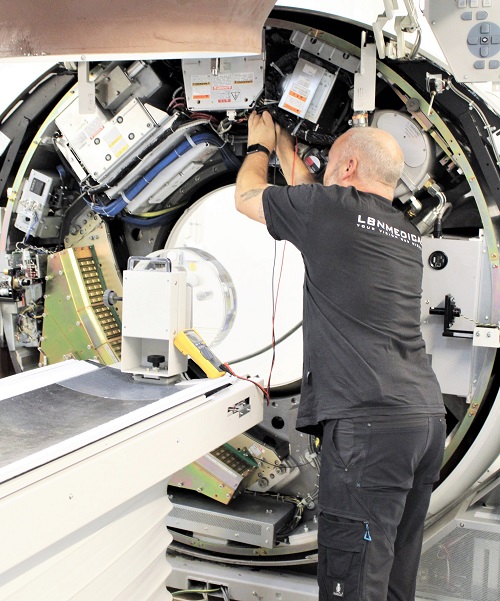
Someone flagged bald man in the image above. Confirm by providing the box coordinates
[235,112,445,601]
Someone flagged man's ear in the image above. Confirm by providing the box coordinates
[341,158,357,181]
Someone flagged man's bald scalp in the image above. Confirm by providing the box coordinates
[335,127,404,189]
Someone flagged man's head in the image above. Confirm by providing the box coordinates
[323,127,405,200]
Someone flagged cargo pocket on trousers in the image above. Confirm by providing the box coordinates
[318,513,369,600]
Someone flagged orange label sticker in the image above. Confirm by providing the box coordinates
[290,90,307,102]
[283,102,301,114]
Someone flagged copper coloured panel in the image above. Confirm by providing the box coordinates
[0,0,277,59]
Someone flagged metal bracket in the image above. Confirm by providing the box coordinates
[373,0,421,60]
[353,31,377,115]
[228,397,251,417]
[78,62,96,115]
[429,294,474,339]
[473,325,500,348]
[211,58,220,76]
[373,0,399,59]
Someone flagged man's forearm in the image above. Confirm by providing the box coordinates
[276,139,315,185]
[235,153,271,223]
[279,151,315,185]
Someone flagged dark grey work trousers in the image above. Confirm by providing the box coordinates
[317,414,446,601]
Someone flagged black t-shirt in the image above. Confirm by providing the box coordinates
[262,183,444,435]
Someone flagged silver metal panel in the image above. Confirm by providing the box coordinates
[418,496,500,600]
[168,488,296,549]
[95,65,135,111]
[353,38,377,112]
[55,98,166,183]
[279,57,326,119]
[168,553,319,601]
[289,30,360,74]
[304,69,337,124]
[183,54,265,111]
[421,234,485,399]
[0,364,231,483]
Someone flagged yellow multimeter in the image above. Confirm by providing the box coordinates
[174,329,226,379]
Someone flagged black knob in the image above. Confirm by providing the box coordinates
[147,354,165,368]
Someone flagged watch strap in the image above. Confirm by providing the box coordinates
[246,143,271,157]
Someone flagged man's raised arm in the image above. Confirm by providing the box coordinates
[235,111,276,224]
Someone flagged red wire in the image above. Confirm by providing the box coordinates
[189,112,219,123]
[267,243,286,394]
[265,138,299,395]
[223,363,270,405]
[226,137,300,405]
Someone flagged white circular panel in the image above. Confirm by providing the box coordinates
[167,184,304,388]
[376,110,427,168]
[372,110,435,200]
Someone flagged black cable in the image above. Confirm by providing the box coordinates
[228,321,302,365]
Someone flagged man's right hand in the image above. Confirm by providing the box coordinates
[274,123,315,186]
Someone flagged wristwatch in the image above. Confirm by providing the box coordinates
[246,143,271,157]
